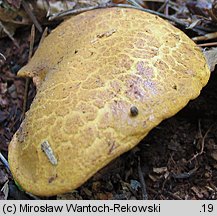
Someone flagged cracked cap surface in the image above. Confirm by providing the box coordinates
[9,7,210,196]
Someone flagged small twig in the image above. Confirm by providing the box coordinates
[0,21,19,48]
[0,152,10,172]
[172,167,198,179]
[48,2,188,28]
[44,0,51,17]
[49,4,107,20]
[26,192,41,200]
[28,25,35,61]
[164,0,169,16]
[21,0,42,33]
[192,32,217,42]
[22,25,35,119]
[157,0,169,13]
[127,0,143,8]
[137,157,148,200]
[198,42,217,47]
[161,172,171,191]
[188,122,213,163]
[0,52,6,61]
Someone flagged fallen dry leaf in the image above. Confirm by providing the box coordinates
[204,48,217,72]
[211,150,217,161]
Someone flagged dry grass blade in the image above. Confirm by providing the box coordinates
[21,0,42,33]
[1,180,9,200]
[39,27,48,46]
[22,25,35,119]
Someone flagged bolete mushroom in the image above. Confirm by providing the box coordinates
[8,7,210,196]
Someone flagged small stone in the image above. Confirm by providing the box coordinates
[130,106,139,117]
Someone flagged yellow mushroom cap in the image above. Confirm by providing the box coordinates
[9,7,210,196]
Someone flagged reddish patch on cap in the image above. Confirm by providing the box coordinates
[136,61,154,78]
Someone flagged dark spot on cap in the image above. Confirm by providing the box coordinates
[48,174,58,183]
[130,106,139,117]
[172,84,177,90]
